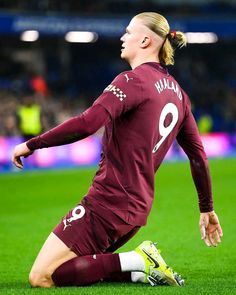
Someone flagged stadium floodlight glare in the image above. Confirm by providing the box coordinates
[20,30,39,42]
[65,31,98,43]
[186,32,218,44]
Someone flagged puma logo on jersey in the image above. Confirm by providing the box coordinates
[104,84,127,101]
[63,219,72,231]
[124,74,133,83]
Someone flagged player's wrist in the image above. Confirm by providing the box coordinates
[26,139,36,151]
[200,210,214,214]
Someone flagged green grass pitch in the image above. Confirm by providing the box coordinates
[0,158,236,295]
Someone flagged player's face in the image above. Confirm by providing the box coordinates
[120,17,148,63]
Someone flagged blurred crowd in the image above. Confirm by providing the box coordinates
[172,42,236,133]
[1,39,236,137]
[0,1,235,137]
[0,89,88,137]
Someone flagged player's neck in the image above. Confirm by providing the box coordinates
[129,55,160,69]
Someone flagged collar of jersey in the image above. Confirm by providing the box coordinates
[142,62,169,75]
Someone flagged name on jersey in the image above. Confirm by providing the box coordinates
[155,78,182,100]
[104,84,127,101]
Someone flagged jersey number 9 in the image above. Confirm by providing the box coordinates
[152,103,178,153]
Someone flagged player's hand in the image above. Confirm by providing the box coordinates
[12,142,34,169]
[199,211,223,247]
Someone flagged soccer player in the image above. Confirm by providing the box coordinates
[12,12,223,288]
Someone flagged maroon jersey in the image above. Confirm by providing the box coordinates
[85,62,213,225]
[27,62,213,226]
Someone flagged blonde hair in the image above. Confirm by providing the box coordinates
[135,12,187,65]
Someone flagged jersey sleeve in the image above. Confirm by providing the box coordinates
[26,104,110,150]
[177,101,214,213]
[93,71,143,119]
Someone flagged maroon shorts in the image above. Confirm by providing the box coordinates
[53,201,140,256]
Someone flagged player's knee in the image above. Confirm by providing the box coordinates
[29,270,54,288]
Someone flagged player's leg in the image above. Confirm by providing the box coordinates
[50,205,145,286]
[29,232,77,287]
[51,208,139,286]
[51,237,184,287]
[29,202,128,288]
[50,206,166,287]
[29,202,183,287]
[52,252,123,286]
[51,211,183,287]
[29,202,89,288]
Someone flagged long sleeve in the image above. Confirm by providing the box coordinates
[177,109,214,213]
[26,104,110,150]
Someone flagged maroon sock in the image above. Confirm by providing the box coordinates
[52,253,129,286]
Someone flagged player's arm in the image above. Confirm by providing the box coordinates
[176,108,223,247]
[12,104,111,169]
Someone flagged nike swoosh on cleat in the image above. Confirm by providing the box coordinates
[142,248,159,269]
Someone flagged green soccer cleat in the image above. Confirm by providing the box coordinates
[134,241,184,287]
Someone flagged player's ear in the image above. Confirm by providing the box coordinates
[140,36,151,48]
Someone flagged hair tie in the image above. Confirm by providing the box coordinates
[170,30,177,39]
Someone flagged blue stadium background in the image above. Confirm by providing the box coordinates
[0,0,236,171]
